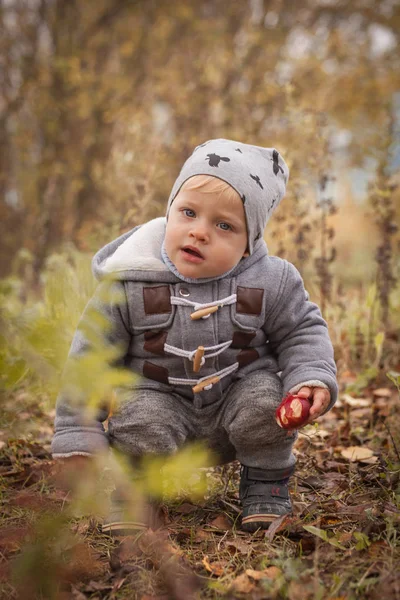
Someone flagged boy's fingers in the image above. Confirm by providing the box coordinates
[309,389,330,418]
[291,387,331,426]
[297,387,312,398]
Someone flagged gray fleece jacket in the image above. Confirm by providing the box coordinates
[51,217,338,458]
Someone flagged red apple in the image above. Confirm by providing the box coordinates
[275,394,311,429]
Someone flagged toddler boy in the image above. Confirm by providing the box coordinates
[52,139,337,533]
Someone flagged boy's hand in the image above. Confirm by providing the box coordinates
[296,386,331,426]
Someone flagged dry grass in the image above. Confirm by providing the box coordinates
[0,383,399,600]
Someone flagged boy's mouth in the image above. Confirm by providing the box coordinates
[181,246,204,262]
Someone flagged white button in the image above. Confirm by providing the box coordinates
[179,288,190,297]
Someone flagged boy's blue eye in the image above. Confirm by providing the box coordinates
[218,222,232,231]
[183,208,196,218]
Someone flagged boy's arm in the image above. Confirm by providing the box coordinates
[51,280,132,458]
[264,261,338,412]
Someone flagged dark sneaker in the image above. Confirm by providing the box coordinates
[239,465,293,533]
[102,490,162,536]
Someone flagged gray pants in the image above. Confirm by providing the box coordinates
[108,370,297,473]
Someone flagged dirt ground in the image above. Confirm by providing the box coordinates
[0,384,399,600]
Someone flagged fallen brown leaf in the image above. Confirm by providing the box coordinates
[138,531,201,599]
[313,428,331,438]
[262,566,283,579]
[114,538,141,564]
[325,460,349,473]
[372,388,391,397]
[63,542,107,583]
[208,514,232,530]
[11,489,56,511]
[350,408,373,420]
[245,566,282,580]
[342,394,371,407]
[360,456,379,464]
[0,525,32,553]
[337,531,353,544]
[202,555,228,576]
[368,540,390,558]
[226,539,252,555]
[175,502,198,514]
[288,578,319,599]
[194,528,213,542]
[340,446,375,462]
[373,398,391,417]
[265,514,292,541]
[230,573,256,593]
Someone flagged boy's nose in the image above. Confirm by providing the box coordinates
[189,222,210,242]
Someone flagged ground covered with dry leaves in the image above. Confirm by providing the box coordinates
[0,384,399,600]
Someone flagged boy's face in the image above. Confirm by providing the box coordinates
[165,187,248,279]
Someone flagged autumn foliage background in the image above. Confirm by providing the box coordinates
[2,0,399,390]
[0,1,400,599]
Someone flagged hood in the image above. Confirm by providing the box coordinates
[92,217,269,283]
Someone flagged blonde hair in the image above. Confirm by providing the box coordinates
[180,175,241,205]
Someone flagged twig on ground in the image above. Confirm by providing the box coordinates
[357,561,378,588]
[382,419,400,463]
[219,498,241,514]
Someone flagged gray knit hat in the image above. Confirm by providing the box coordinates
[166,138,289,255]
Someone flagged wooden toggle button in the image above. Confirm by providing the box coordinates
[193,346,205,373]
[192,375,220,394]
[190,305,219,320]
[106,391,117,418]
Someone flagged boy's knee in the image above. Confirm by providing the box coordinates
[226,379,283,426]
[229,371,283,407]
[109,421,187,456]
[108,390,191,456]
[228,406,285,447]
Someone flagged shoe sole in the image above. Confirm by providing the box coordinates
[241,512,280,526]
[102,520,148,535]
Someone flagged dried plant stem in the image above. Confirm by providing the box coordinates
[370,110,399,335]
[315,174,336,314]
[383,420,400,463]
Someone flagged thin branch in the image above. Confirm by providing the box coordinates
[80,0,140,46]
[383,419,400,463]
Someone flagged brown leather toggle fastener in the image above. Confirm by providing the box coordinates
[190,305,219,320]
[193,346,205,373]
[192,375,220,394]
